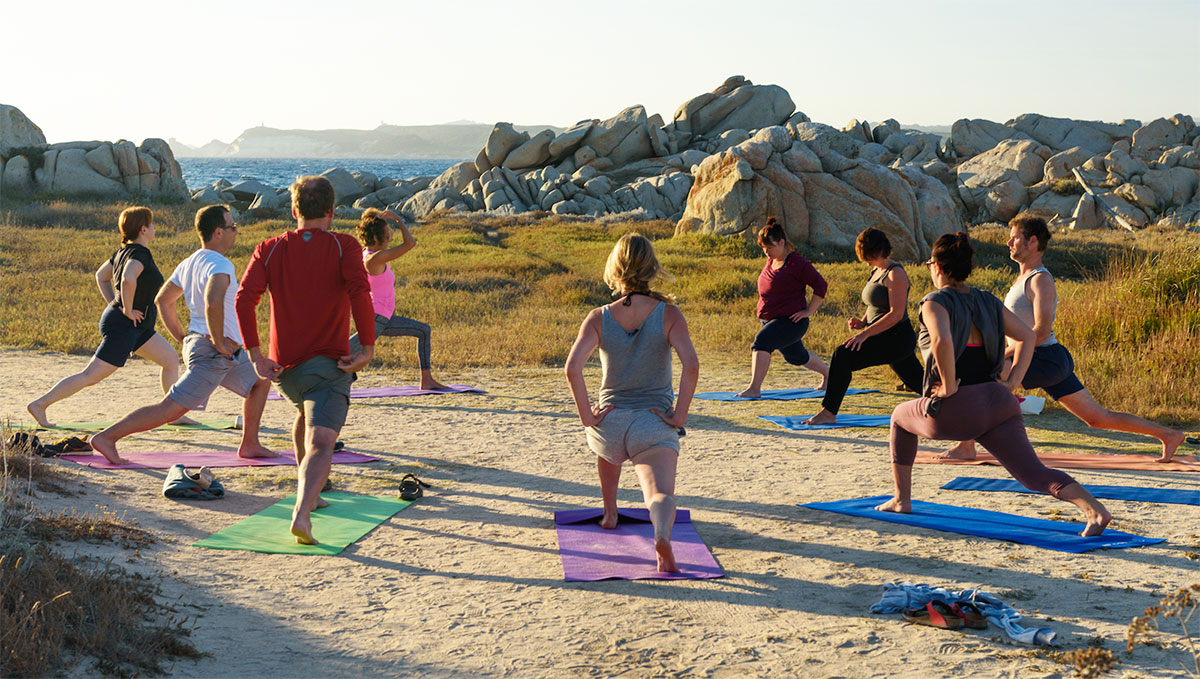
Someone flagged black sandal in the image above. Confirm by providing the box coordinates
[399,473,430,501]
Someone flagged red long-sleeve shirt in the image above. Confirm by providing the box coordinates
[756,251,828,320]
[236,227,376,369]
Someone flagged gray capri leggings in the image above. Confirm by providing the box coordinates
[350,313,433,370]
[890,381,1076,497]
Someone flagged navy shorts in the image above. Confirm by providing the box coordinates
[751,316,810,366]
[95,306,157,367]
[1022,343,1085,400]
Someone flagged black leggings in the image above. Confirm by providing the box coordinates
[822,321,923,413]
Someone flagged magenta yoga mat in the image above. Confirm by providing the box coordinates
[60,448,380,470]
[267,384,485,400]
[554,508,724,581]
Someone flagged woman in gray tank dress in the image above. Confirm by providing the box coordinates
[565,233,700,573]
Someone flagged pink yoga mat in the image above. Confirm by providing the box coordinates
[60,449,380,470]
[267,384,484,400]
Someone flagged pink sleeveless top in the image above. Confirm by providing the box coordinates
[364,249,395,318]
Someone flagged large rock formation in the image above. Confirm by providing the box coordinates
[0,104,188,199]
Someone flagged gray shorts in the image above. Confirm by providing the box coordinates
[276,355,353,431]
[167,334,259,411]
[585,408,680,464]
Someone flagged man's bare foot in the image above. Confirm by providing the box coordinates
[88,433,129,466]
[421,378,450,391]
[654,538,678,573]
[311,496,329,511]
[735,388,761,399]
[27,401,52,428]
[1156,430,1186,463]
[600,508,618,530]
[874,497,911,513]
[1080,507,1113,537]
[237,443,281,459]
[291,515,317,545]
[939,441,978,460]
[803,409,836,426]
[170,414,201,426]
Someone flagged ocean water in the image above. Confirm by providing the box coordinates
[178,158,466,192]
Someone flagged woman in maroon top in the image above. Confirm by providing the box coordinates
[736,217,830,398]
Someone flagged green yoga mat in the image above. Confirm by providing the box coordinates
[193,492,412,555]
[42,419,238,432]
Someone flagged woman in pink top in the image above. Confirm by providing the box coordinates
[348,209,447,390]
[736,217,830,398]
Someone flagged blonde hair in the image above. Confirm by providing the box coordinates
[602,233,674,304]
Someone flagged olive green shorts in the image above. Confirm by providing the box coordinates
[276,356,354,431]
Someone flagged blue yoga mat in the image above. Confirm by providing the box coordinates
[799,495,1164,553]
[696,387,878,402]
[760,414,891,430]
[942,477,1200,506]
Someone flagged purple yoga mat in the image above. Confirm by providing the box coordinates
[555,508,724,581]
[59,449,380,470]
[267,384,485,400]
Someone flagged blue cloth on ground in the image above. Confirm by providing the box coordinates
[871,582,1056,645]
[695,387,878,402]
[799,495,1164,553]
[760,414,891,430]
[941,477,1200,506]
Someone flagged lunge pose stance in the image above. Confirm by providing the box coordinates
[878,233,1111,536]
[565,233,700,572]
[347,208,447,390]
[235,176,376,545]
[736,217,829,397]
[28,207,191,428]
[942,214,1185,462]
[805,228,923,425]
[89,206,277,464]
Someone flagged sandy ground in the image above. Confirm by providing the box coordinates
[3,347,1199,679]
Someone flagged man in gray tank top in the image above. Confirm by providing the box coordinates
[943,214,1186,462]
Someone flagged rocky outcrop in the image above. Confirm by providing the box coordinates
[0,104,47,157]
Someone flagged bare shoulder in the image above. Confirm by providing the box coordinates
[663,303,687,323]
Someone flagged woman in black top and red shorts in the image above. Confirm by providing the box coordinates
[736,217,829,398]
[28,207,188,428]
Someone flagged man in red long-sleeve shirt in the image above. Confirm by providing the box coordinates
[236,175,377,545]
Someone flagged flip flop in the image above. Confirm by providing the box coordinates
[902,601,965,629]
[953,602,990,629]
[1186,436,1199,446]
[399,473,430,501]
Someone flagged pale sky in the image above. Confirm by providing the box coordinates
[5,0,1198,146]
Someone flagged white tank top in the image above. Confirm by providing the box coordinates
[1003,267,1057,347]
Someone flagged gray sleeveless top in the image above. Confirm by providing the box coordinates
[597,302,675,411]
[917,287,1006,397]
[862,262,901,325]
[1003,267,1057,347]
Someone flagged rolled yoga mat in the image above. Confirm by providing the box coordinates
[695,387,878,402]
[760,413,891,430]
[941,476,1200,506]
[268,384,485,400]
[194,493,412,555]
[914,450,1199,472]
[61,448,380,470]
[554,508,724,581]
[41,419,237,432]
[799,496,1164,553]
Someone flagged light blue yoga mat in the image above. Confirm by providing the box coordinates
[799,495,1164,553]
[760,413,891,430]
[696,387,878,402]
[942,477,1200,506]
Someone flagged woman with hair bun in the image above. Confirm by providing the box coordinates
[565,233,700,573]
[28,206,189,427]
[736,216,829,398]
[877,232,1112,536]
[804,227,923,425]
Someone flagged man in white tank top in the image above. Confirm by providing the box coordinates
[943,214,1186,463]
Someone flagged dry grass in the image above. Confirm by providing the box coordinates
[0,424,203,676]
[1,198,1196,426]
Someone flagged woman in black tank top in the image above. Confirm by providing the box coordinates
[27,207,189,429]
[805,229,923,425]
[877,233,1113,537]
